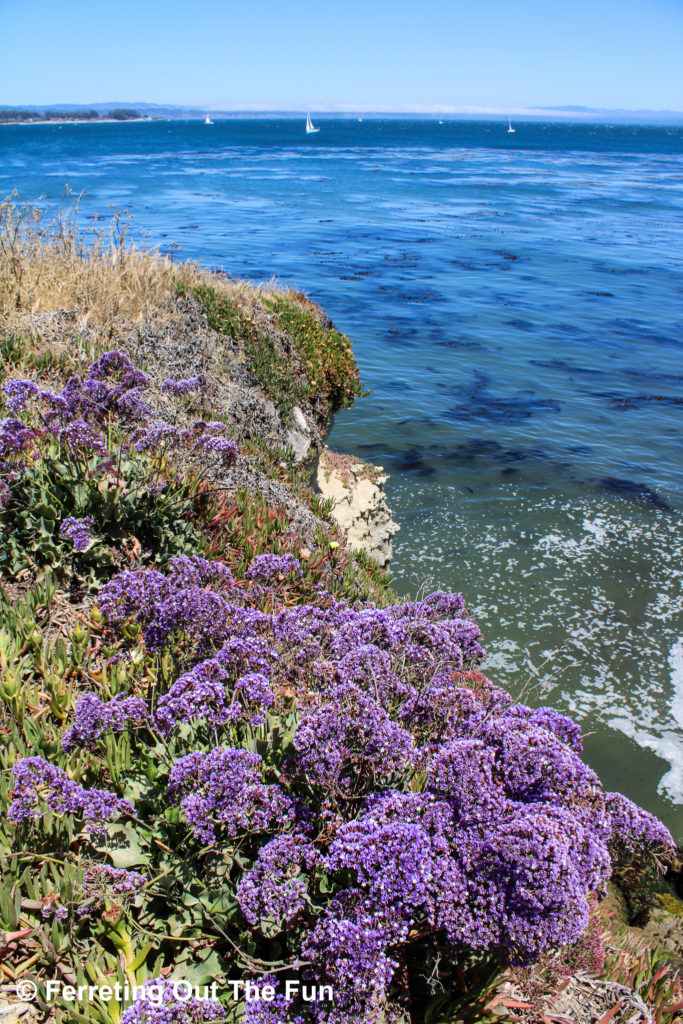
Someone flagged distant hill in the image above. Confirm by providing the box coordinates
[2,102,682,124]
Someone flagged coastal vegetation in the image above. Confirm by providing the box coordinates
[0,109,142,123]
[176,282,363,427]
[1,200,682,1024]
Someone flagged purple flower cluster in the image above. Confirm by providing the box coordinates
[59,418,111,457]
[237,834,319,927]
[129,417,238,467]
[294,683,414,796]
[59,516,96,552]
[0,416,40,482]
[301,891,403,1022]
[3,352,152,435]
[74,865,147,918]
[161,374,207,395]
[120,979,225,1023]
[243,981,306,1024]
[42,900,69,921]
[246,554,302,583]
[27,509,675,1022]
[192,434,239,465]
[155,655,274,734]
[82,864,147,895]
[167,747,296,843]
[88,350,136,379]
[9,757,133,836]
[1,354,239,509]
[97,556,241,651]
[2,379,41,412]
[131,421,180,453]
[62,693,149,750]
[605,791,675,851]
[271,592,485,685]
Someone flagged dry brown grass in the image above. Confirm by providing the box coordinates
[0,194,286,358]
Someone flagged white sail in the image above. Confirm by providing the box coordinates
[507,116,515,133]
[306,113,320,134]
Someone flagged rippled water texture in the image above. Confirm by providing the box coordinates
[2,118,682,832]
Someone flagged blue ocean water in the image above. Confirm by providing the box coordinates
[2,117,683,831]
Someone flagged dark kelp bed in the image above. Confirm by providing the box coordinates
[1,201,683,1024]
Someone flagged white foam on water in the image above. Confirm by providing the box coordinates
[390,482,683,818]
[656,735,683,804]
[669,639,683,728]
[657,639,683,800]
[482,637,520,673]
[606,639,683,803]
[582,516,609,545]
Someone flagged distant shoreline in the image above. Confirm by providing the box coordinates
[3,113,683,127]
[0,117,156,126]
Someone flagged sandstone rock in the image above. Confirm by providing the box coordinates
[316,448,399,568]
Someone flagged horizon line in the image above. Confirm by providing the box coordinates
[3,101,683,118]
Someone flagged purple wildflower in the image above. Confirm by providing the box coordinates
[243,977,307,1024]
[246,554,302,583]
[87,350,135,380]
[42,900,69,921]
[59,516,96,553]
[161,374,207,395]
[2,379,40,412]
[59,419,110,457]
[0,416,39,458]
[116,386,154,419]
[132,421,180,453]
[606,791,675,852]
[62,693,149,750]
[293,683,414,795]
[9,757,133,836]
[301,890,404,1021]
[168,555,234,588]
[237,834,319,927]
[120,979,225,1023]
[167,747,295,843]
[97,564,261,652]
[192,434,239,465]
[83,864,147,895]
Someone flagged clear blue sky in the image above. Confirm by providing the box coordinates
[1,0,682,112]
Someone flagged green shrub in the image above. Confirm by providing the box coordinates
[1,443,204,585]
[264,295,363,412]
[178,282,364,424]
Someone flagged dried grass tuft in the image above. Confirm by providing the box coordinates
[0,194,286,358]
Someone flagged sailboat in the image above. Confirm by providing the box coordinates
[305,113,320,134]
[507,116,515,133]
[204,115,213,125]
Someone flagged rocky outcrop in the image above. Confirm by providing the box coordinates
[315,448,399,568]
[24,301,401,562]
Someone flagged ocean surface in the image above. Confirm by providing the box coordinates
[2,117,682,833]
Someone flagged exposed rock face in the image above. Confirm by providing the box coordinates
[315,448,399,568]
[123,298,326,462]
